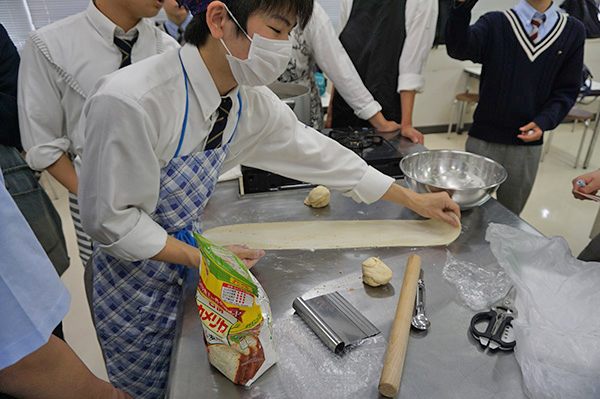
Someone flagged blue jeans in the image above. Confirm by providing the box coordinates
[0,145,69,275]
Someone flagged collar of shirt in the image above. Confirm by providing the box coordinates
[179,43,239,122]
[513,0,559,34]
[87,1,145,42]
[164,13,192,37]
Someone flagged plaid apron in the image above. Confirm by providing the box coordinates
[91,50,241,398]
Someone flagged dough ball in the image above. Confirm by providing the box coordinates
[361,257,392,287]
[304,185,330,208]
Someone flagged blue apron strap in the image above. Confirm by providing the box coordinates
[170,54,243,280]
[225,91,243,145]
[175,49,189,159]
[173,228,197,278]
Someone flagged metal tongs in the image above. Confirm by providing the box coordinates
[411,270,430,330]
[469,286,517,351]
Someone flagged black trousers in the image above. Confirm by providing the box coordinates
[578,233,600,262]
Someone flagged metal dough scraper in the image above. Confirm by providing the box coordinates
[293,291,380,354]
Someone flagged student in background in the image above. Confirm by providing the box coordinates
[277,1,410,138]
[0,172,131,399]
[446,0,584,215]
[330,0,438,143]
[18,0,179,267]
[159,0,193,44]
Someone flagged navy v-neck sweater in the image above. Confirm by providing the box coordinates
[446,1,585,146]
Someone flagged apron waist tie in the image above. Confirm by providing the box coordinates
[172,228,197,282]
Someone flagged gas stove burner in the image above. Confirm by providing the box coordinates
[329,127,383,153]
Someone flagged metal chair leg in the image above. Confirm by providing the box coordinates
[457,101,466,133]
[541,130,554,162]
[575,120,590,168]
[447,99,458,139]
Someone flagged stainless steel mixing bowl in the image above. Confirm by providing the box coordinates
[400,150,507,209]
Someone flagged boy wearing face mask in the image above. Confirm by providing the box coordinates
[77,0,460,396]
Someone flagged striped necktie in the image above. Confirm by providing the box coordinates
[114,35,138,69]
[530,13,546,44]
[205,97,233,150]
[177,27,184,44]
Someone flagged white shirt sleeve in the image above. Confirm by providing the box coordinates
[226,89,394,204]
[397,0,438,93]
[308,2,381,121]
[338,0,352,34]
[18,37,72,171]
[79,90,168,261]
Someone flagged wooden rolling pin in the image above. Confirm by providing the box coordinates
[378,254,422,397]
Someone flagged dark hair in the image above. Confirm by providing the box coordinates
[185,0,313,46]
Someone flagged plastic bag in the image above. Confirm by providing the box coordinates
[486,223,600,399]
[194,234,277,386]
[442,250,512,310]
[271,314,387,398]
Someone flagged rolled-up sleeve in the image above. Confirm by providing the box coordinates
[79,89,167,261]
[18,37,72,171]
[397,0,438,93]
[231,91,394,204]
[308,3,381,121]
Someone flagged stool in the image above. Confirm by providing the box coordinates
[541,108,596,168]
[447,92,479,139]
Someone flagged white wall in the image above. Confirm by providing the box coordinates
[470,0,520,21]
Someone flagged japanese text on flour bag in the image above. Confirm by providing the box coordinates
[194,234,277,386]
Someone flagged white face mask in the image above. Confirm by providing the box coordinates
[220,5,292,87]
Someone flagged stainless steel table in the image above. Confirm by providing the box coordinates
[166,137,537,398]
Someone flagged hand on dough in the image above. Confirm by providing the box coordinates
[382,184,461,227]
[410,192,461,227]
[223,245,265,269]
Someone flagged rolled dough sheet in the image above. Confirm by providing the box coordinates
[203,215,461,250]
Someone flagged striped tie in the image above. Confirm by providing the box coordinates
[177,27,184,44]
[205,97,233,150]
[530,13,546,44]
[114,35,138,68]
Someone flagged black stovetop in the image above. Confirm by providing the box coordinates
[324,127,403,177]
[241,127,404,194]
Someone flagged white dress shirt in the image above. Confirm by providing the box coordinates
[78,44,395,261]
[18,1,179,171]
[291,1,382,120]
[338,0,438,94]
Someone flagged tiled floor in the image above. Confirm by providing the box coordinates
[45,122,600,382]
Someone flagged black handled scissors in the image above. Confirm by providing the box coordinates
[469,286,517,351]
